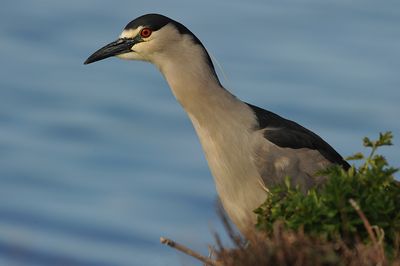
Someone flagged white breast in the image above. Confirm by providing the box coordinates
[188,103,267,232]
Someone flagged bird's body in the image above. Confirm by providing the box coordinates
[85,14,349,233]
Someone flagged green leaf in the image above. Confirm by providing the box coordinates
[363,136,374,147]
[377,131,393,147]
[346,152,364,161]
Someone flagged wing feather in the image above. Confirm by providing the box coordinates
[247,103,350,170]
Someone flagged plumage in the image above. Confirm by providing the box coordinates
[85,13,349,234]
[248,103,350,169]
[123,14,219,81]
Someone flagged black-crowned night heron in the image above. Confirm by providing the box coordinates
[84,14,349,233]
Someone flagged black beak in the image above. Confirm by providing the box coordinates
[84,38,136,65]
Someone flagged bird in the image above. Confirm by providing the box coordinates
[84,14,350,233]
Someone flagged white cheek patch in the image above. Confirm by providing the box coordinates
[116,26,168,62]
[119,27,148,53]
[119,28,141,39]
[120,27,159,42]
[118,28,143,57]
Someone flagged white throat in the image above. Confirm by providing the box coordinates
[151,33,239,121]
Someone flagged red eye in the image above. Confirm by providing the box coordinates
[140,28,152,38]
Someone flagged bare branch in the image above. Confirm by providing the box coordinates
[349,199,377,244]
[349,199,385,262]
[160,237,218,266]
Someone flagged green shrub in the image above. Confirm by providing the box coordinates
[254,132,400,249]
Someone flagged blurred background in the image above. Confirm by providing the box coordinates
[0,0,399,265]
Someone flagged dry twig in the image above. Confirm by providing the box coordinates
[160,237,218,266]
[349,198,386,263]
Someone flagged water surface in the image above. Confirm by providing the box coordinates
[0,1,399,265]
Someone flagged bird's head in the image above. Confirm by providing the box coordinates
[84,14,215,72]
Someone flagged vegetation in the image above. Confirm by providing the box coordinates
[161,132,400,265]
[254,132,400,249]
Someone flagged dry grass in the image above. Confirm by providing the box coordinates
[212,203,400,266]
[161,206,400,266]
[214,222,399,266]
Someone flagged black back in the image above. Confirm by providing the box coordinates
[247,103,350,170]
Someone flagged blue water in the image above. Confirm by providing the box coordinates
[1,1,399,265]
